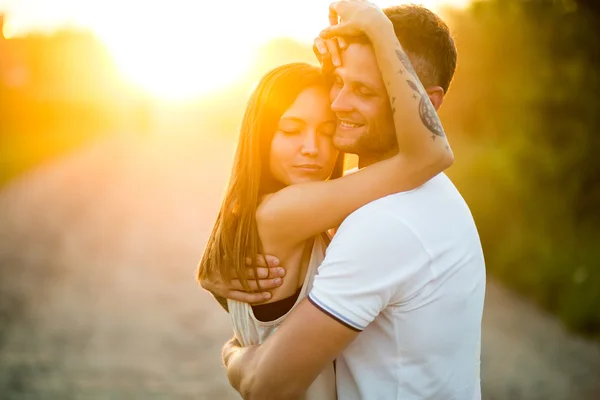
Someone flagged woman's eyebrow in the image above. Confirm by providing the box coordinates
[279,117,305,124]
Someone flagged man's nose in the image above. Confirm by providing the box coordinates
[330,86,353,114]
[300,131,318,157]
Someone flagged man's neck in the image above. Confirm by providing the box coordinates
[357,149,397,169]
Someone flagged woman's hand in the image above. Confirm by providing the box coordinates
[320,0,391,39]
[199,255,285,304]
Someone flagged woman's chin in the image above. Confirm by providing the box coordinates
[288,174,327,185]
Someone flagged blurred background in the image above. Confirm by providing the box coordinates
[0,0,599,399]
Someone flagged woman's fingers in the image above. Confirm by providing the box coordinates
[226,290,272,304]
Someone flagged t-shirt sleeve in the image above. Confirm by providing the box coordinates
[308,207,432,331]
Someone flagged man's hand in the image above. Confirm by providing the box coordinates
[199,255,285,304]
[313,36,346,72]
[221,299,359,399]
[320,0,390,39]
[222,336,242,367]
[313,0,389,72]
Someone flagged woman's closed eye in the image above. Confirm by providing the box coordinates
[278,122,302,135]
[279,128,301,136]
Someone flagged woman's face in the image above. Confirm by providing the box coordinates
[269,86,339,187]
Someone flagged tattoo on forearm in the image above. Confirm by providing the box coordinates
[393,46,445,138]
[419,97,445,138]
[395,48,418,79]
[406,80,422,95]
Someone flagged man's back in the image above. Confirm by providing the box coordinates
[309,173,486,399]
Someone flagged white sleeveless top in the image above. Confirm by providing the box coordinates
[228,235,336,400]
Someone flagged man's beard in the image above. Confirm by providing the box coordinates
[335,123,397,157]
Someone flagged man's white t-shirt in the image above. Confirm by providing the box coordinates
[308,173,486,400]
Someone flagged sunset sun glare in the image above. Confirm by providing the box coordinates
[1,0,472,101]
[91,3,256,100]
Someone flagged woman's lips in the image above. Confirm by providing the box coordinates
[294,164,323,172]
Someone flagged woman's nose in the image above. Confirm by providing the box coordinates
[300,132,318,157]
[300,146,318,157]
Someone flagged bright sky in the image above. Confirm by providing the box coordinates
[0,0,471,99]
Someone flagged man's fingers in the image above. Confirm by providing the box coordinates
[245,255,280,268]
[325,38,341,67]
[314,37,327,56]
[314,37,333,71]
[231,277,283,291]
[337,36,347,50]
[226,290,272,304]
[244,256,267,267]
[320,22,360,39]
[245,266,285,279]
[328,2,340,26]
[314,41,333,73]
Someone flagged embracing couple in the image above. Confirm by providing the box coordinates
[198,1,486,399]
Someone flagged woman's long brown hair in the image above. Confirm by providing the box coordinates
[197,63,344,291]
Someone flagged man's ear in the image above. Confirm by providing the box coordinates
[425,86,445,111]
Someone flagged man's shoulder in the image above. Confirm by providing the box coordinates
[336,198,399,232]
[331,200,420,251]
[333,173,471,245]
[341,174,456,221]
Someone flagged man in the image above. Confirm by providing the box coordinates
[202,2,485,399]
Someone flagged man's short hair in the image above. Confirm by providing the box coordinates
[384,5,457,93]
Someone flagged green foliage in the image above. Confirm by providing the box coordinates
[443,0,600,336]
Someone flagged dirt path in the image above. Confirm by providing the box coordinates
[0,135,599,399]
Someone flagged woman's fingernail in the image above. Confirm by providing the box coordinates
[274,278,282,285]
[271,258,280,266]
[277,268,285,276]
[264,292,271,299]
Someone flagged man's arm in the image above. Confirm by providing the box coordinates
[223,206,432,399]
[223,298,359,400]
[321,0,451,154]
